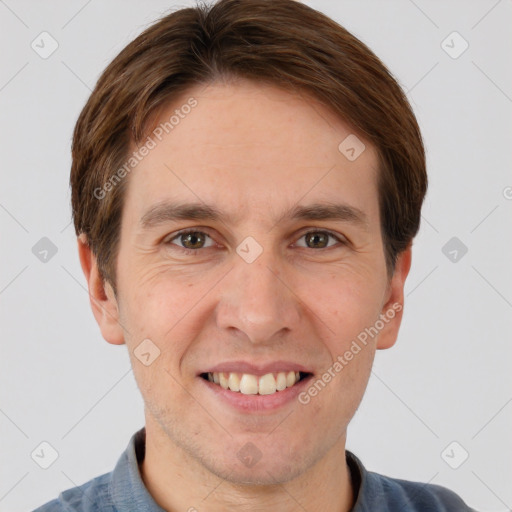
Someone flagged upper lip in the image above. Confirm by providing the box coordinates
[199,360,313,377]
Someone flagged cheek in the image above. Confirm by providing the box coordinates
[306,269,384,336]
[120,282,194,417]
[117,279,187,380]
[302,271,382,402]
[122,265,199,334]
[311,340,376,422]
[119,270,214,388]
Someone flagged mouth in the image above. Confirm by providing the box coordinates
[199,371,313,396]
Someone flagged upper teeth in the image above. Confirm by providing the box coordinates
[207,371,301,395]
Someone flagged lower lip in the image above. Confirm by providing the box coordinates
[198,374,314,413]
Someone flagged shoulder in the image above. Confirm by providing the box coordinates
[366,471,476,511]
[347,451,476,511]
[31,471,114,512]
[31,427,148,512]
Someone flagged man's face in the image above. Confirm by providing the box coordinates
[93,79,408,484]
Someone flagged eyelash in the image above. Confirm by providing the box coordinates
[164,228,346,255]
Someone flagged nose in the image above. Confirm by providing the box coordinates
[215,249,301,345]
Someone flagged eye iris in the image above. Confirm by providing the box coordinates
[306,232,328,249]
[182,232,204,249]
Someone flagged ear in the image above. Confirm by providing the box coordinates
[376,244,412,350]
[77,234,125,345]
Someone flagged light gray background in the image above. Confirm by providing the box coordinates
[1,1,511,511]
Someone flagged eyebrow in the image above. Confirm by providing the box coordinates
[139,200,369,230]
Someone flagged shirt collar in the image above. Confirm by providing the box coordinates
[110,427,165,511]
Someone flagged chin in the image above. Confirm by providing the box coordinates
[211,457,304,487]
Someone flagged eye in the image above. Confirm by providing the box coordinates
[164,228,346,254]
[295,230,345,250]
[165,229,215,251]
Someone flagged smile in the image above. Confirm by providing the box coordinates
[200,371,311,395]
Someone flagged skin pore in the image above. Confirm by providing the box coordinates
[78,78,411,512]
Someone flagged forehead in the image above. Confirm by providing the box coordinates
[123,79,380,227]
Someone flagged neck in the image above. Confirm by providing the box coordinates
[140,416,355,512]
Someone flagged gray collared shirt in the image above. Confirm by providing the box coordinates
[32,427,476,511]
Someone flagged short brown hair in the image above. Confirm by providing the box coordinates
[71,0,427,293]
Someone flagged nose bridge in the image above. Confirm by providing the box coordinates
[216,247,300,343]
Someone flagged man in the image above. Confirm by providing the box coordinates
[33,0,477,510]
